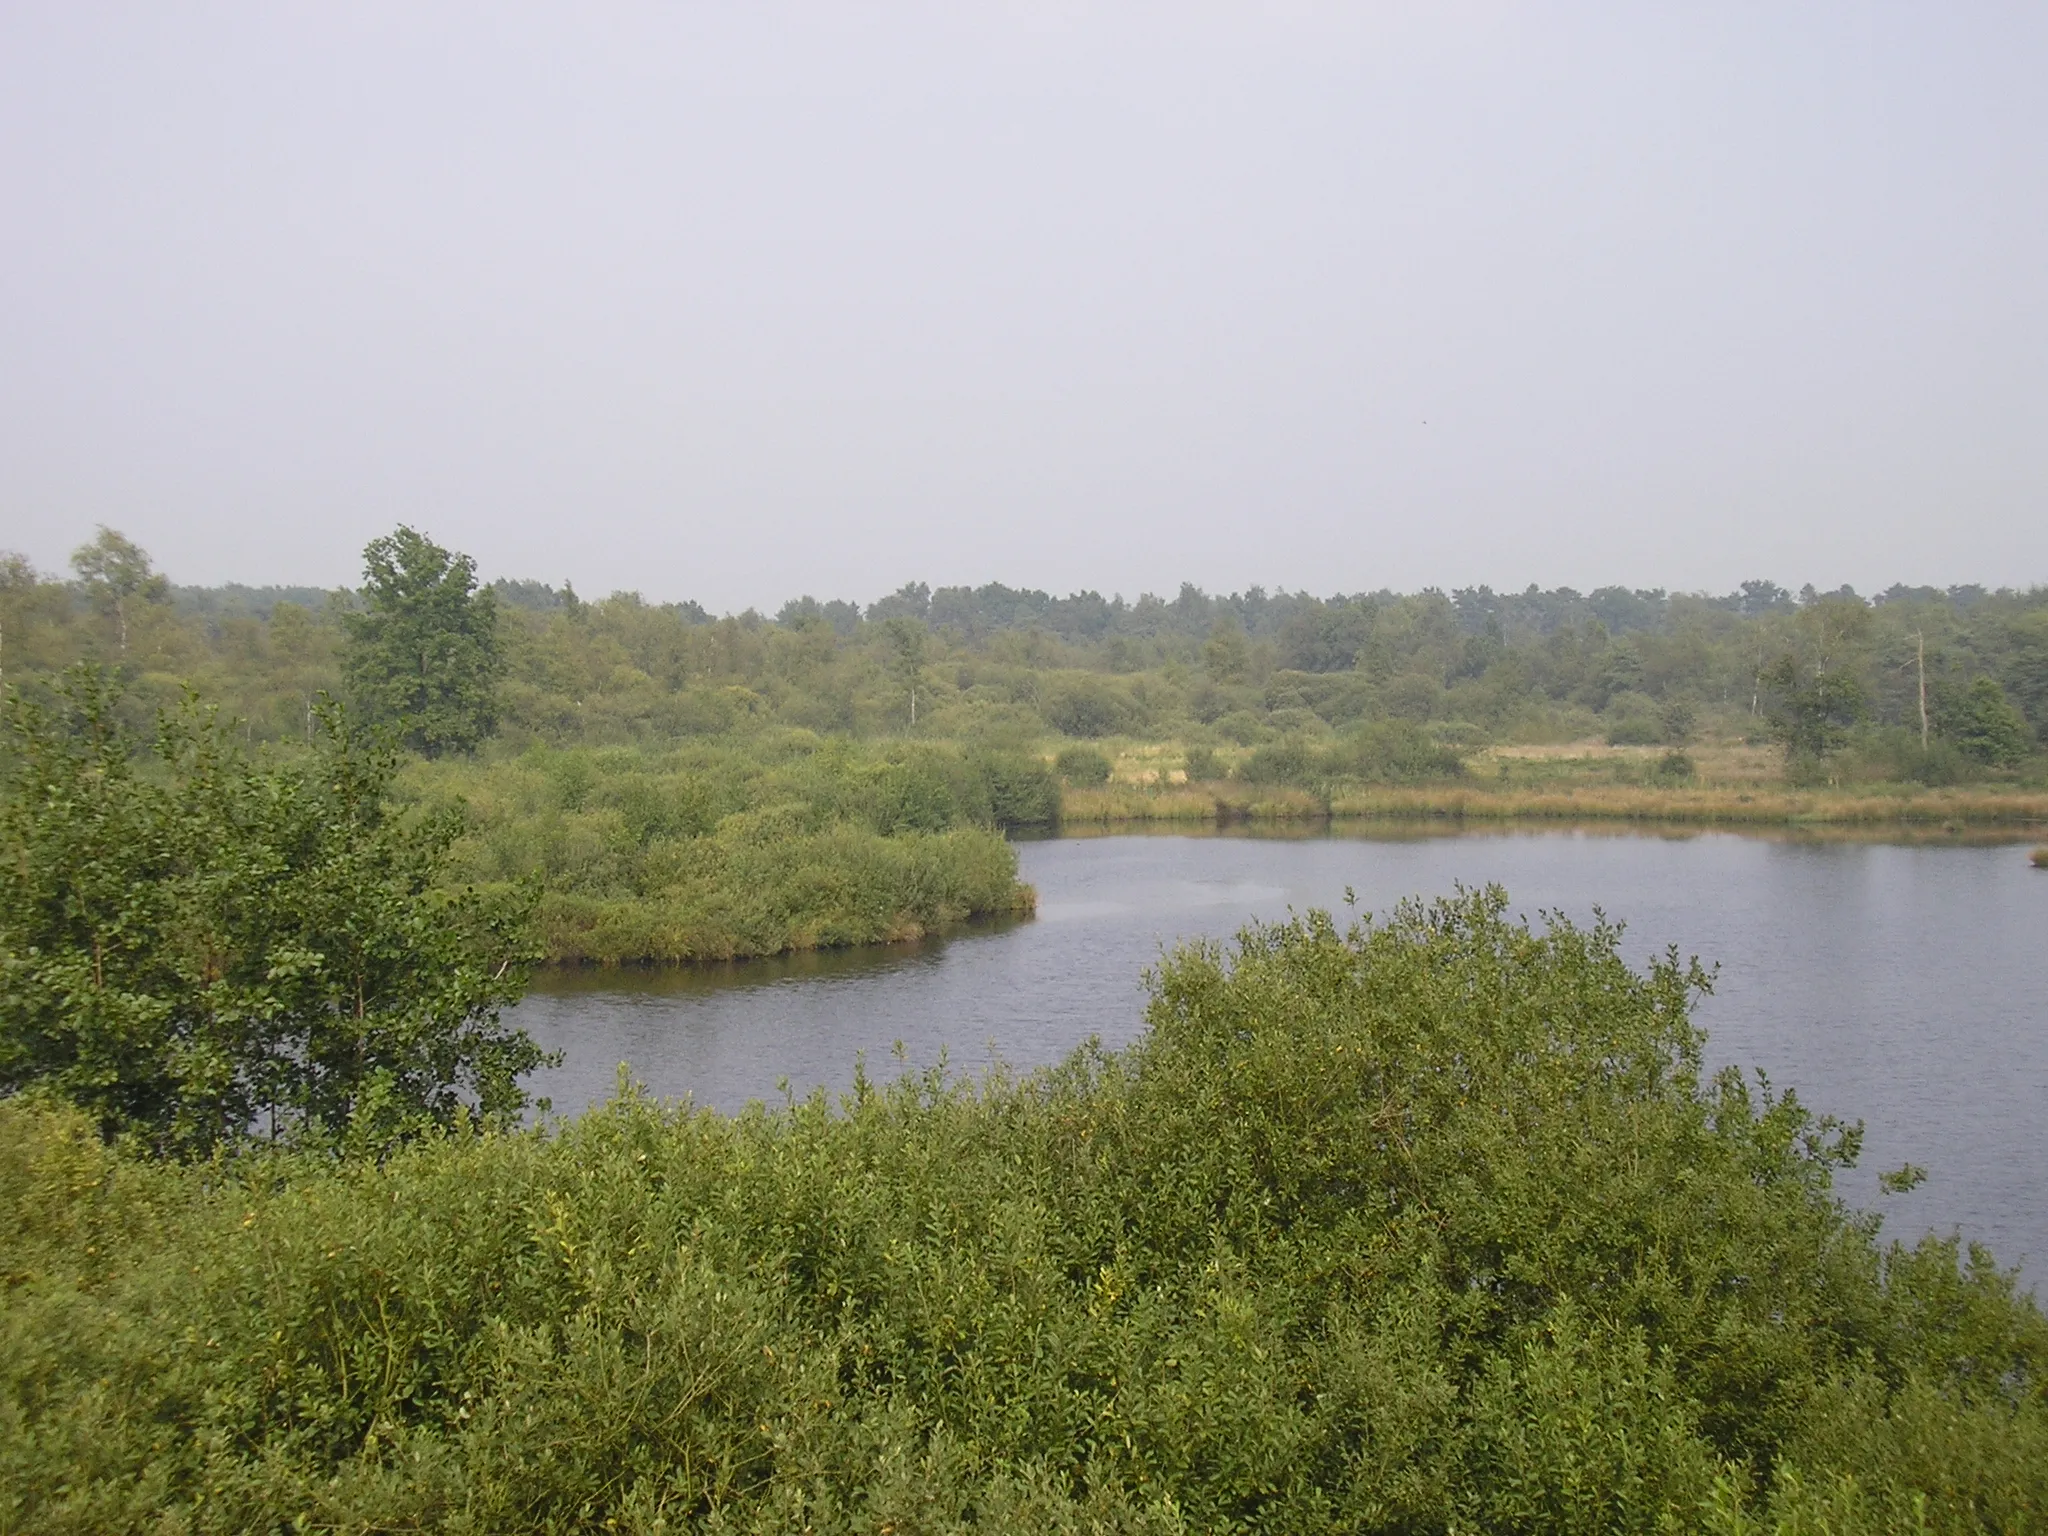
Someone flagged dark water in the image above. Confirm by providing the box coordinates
[512,828,2048,1277]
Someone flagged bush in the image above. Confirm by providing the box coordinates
[1326,719,1468,783]
[1604,691,1664,746]
[4,891,2042,1531]
[970,751,1061,828]
[1042,677,1135,738]
[0,668,544,1156]
[1841,728,1973,787]
[1239,738,1322,788]
[1660,698,1697,745]
[1183,744,1221,782]
[1214,709,1274,746]
[1053,745,1112,785]
[1941,677,2034,767]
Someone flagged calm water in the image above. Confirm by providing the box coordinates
[512,828,2048,1276]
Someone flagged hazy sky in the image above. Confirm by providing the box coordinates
[4,3,2044,610]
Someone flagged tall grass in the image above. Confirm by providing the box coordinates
[4,892,2041,1532]
[1065,778,2048,830]
[1060,782,1328,824]
[1326,783,2048,826]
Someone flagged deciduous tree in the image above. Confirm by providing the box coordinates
[0,667,546,1156]
[68,526,167,654]
[342,526,503,756]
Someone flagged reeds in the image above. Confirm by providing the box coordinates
[1060,781,1326,823]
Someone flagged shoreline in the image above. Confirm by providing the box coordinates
[1060,781,2048,830]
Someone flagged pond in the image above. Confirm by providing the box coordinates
[511,826,2048,1277]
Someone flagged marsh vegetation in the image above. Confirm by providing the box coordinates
[6,895,2045,1532]
[5,529,2048,1530]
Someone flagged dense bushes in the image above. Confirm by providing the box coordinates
[1053,745,1112,784]
[0,669,544,1155]
[415,738,1050,964]
[5,891,2041,1532]
[533,821,1030,964]
[1240,720,1467,791]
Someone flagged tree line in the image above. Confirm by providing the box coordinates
[4,527,2044,781]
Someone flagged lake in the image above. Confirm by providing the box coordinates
[512,826,2048,1277]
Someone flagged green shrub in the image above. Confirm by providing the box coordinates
[0,668,544,1156]
[5,891,2041,1532]
[970,750,1061,828]
[1054,745,1112,785]
[1042,677,1135,738]
[1941,677,2034,766]
[1660,697,1698,745]
[1655,749,1695,781]
[418,739,1043,963]
[1183,744,1221,782]
[1214,709,1274,746]
[1239,721,1468,792]
[1239,737,1321,787]
[1327,719,1467,783]
[1604,690,1665,746]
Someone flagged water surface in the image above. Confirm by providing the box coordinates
[513,828,2048,1275]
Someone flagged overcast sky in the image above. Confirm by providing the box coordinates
[3,3,2044,610]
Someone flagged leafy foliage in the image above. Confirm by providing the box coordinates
[1240,720,1467,789]
[1763,656,1868,764]
[67,526,168,655]
[1939,677,2034,766]
[415,738,1051,964]
[0,668,546,1155]
[5,527,2047,784]
[3,890,2042,1530]
[342,526,505,757]
[1054,745,1113,784]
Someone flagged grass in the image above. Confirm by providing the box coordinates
[1325,783,2048,826]
[1057,737,2048,831]
[2033,846,2048,868]
[1060,781,1326,824]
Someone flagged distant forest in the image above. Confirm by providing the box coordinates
[4,533,2044,783]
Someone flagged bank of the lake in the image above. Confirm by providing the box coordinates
[1062,779,2048,829]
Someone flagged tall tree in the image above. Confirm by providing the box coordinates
[0,667,545,1156]
[68,526,167,654]
[343,526,503,756]
[0,552,35,682]
[1762,653,1866,763]
[879,616,928,727]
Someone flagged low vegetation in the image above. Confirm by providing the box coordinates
[4,892,2042,1532]
[409,738,1052,964]
[8,531,2047,792]
[6,531,2046,1530]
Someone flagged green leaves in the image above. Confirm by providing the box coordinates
[3,885,2044,1530]
[342,526,504,757]
[0,667,547,1156]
